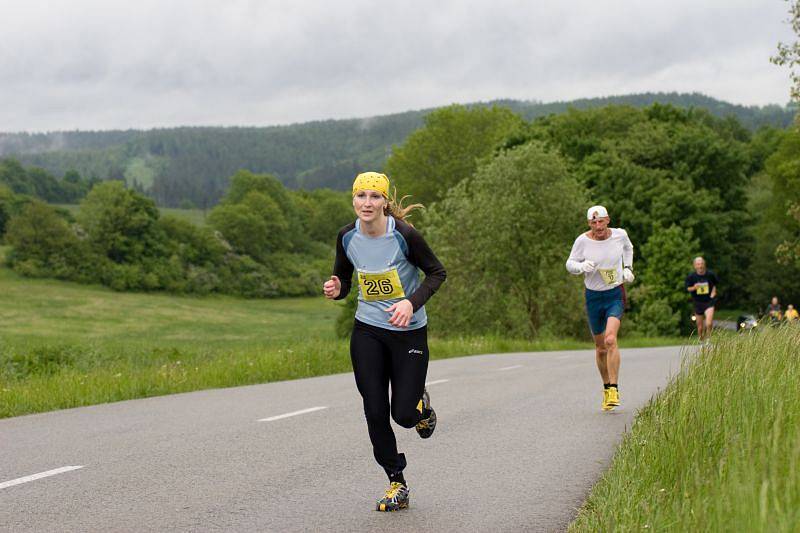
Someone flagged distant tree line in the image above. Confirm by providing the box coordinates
[0,158,97,204]
[1,93,794,210]
[2,172,353,297]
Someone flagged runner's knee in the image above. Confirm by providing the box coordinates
[391,404,419,429]
[604,333,617,350]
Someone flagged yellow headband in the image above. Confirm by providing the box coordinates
[352,172,389,198]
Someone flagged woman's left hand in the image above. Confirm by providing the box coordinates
[386,299,414,328]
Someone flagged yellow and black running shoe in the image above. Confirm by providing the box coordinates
[376,482,409,512]
[606,386,620,410]
[602,388,611,411]
[415,388,436,438]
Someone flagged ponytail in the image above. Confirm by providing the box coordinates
[383,187,424,225]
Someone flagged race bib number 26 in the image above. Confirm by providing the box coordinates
[599,268,618,285]
[357,268,406,301]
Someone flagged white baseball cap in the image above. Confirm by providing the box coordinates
[587,205,609,220]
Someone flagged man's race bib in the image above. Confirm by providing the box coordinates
[696,282,710,295]
[357,268,405,301]
[599,268,618,285]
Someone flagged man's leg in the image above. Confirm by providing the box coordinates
[704,306,716,340]
[695,314,705,341]
[593,333,609,384]
[603,317,621,384]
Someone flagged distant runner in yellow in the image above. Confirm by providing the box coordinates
[684,257,718,344]
[566,205,634,412]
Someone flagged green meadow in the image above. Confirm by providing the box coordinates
[0,247,677,419]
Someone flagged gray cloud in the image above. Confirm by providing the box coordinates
[0,0,793,132]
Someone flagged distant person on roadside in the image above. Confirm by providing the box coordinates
[784,303,798,322]
[767,296,782,323]
[323,172,446,513]
[685,257,718,345]
[566,205,634,412]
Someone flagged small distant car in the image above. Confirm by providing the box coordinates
[737,314,758,332]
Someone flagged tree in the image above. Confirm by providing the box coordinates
[629,225,701,336]
[208,191,291,261]
[5,201,82,276]
[752,130,800,303]
[291,189,353,244]
[424,142,588,338]
[772,0,800,104]
[528,104,752,308]
[385,105,526,207]
[77,181,162,263]
[772,0,800,265]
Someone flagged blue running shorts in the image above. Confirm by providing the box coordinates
[585,286,624,336]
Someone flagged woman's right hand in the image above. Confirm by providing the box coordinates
[323,275,341,299]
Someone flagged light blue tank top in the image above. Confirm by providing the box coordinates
[341,216,427,331]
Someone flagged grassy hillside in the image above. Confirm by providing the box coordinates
[570,326,800,531]
[0,254,678,419]
[1,93,793,208]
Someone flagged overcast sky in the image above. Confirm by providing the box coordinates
[0,0,794,132]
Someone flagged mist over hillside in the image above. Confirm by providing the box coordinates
[0,92,793,207]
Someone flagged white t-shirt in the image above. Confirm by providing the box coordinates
[566,228,634,291]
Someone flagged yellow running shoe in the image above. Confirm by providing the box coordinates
[602,388,612,411]
[376,482,409,512]
[415,388,436,438]
[606,386,620,410]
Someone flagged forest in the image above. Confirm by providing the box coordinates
[0,92,794,208]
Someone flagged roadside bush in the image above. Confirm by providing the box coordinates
[629,297,681,337]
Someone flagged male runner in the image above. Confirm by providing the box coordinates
[566,205,634,411]
[684,257,718,343]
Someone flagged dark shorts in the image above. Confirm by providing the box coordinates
[585,286,624,336]
[693,300,716,315]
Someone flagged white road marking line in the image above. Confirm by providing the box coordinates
[425,379,450,386]
[0,466,85,490]
[497,365,523,371]
[258,406,328,422]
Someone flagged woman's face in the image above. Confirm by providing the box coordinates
[353,189,386,223]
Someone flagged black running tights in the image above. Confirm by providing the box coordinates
[350,320,429,476]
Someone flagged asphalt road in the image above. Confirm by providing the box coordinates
[1,346,686,532]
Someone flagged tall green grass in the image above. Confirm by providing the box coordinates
[570,326,800,532]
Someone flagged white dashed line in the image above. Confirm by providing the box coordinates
[258,406,328,422]
[425,379,450,386]
[0,466,85,490]
[497,365,523,371]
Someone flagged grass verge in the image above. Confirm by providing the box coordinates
[0,334,675,420]
[570,325,800,532]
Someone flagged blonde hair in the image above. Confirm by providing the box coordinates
[384,187,424,224]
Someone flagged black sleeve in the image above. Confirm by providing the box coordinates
[396,220,447,312]
[710,271,719,287]
[332,223,355,300]
[684,273,693,289]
